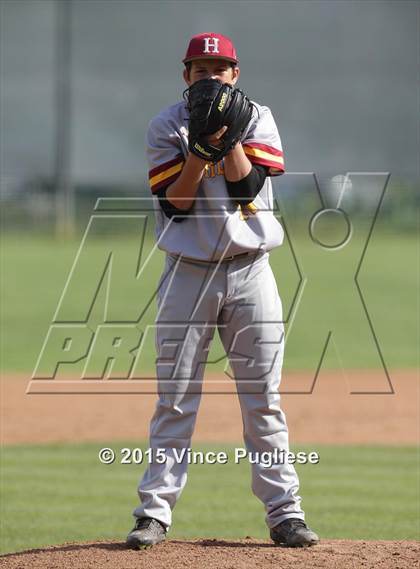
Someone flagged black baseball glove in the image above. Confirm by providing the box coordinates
[185,78,255,163]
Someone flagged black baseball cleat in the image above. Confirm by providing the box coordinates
[270,518,320,547]
[126,517,167,549]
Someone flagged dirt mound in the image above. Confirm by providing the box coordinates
[1,539,418,569]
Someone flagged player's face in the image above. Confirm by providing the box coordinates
[184,59,240,86]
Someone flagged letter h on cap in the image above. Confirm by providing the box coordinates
[203,37,220,54]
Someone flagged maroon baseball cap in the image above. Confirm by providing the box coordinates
[183,32,238,64]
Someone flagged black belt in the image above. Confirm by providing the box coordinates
[170,251,259,264]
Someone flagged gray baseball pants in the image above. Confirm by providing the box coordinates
[133,250,304,529]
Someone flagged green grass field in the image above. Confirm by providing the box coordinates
[1,442,418,554]
[1,231,418,373]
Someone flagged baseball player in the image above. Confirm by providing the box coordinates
[127,32,319,549]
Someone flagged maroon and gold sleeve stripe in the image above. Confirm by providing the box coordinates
[149,155,185,193]
[243,143,285,175]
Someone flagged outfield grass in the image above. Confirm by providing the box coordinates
[1,442,418,553]
[1,231,418,372]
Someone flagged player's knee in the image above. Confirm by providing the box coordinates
[241,403,285,438]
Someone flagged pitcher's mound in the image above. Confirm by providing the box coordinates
[1,539,419,569]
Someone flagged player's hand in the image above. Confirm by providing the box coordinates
[206,126,228,147]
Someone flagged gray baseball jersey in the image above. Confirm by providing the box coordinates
[147,101,285,260]
[132,98,305,531]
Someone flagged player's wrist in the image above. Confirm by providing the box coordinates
[230,141,242,150]
[223,143,252,182]
[224,142,245,162]
[187,152,210,170]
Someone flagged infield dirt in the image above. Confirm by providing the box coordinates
[2,370,418,445]
[0,539,419,569]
